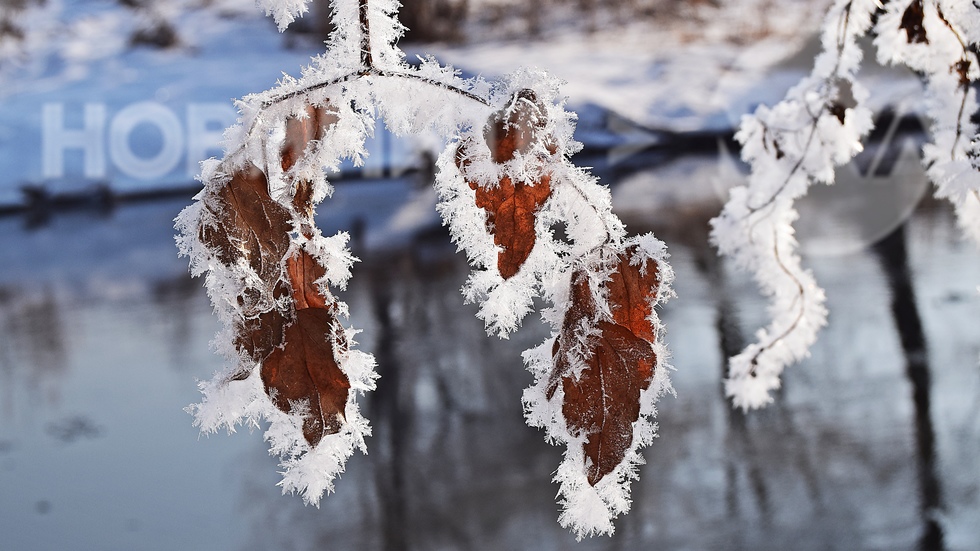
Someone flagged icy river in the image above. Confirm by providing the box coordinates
[0,150,978,551]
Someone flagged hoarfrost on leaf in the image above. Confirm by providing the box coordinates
[178,0,675,538]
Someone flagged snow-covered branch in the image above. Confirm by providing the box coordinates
[713,0,980,410]
[876,0,980,241]
[711,0,877,410]
[177,0,674,537]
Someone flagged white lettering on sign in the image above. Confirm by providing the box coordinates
[42,102,237,181]
[42,103,107,179]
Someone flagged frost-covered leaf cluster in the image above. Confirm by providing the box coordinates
[712,0,980,410]
[177,0,674,538]
[437,74,673,536]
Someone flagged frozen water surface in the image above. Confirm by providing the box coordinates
[0,154,978,550]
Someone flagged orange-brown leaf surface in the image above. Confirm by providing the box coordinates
[261,306,351,447]
[548,248,662,485]
[262,248,350,447]
[199,164,292,289]
[281,103,339,221]
[197,103,352,447]
[243,246,350,447]
[485,89,547,163]
[563,321,653,485]
[286,248,329,310]
[546,269,596,399]
[608,245,661,345]
[457,89,553,279]
[281,105,325,173]
[198,163,293,372]
[469,174,552,279]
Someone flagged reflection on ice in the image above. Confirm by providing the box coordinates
[0,159,978,550]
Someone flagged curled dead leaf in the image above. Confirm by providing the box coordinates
[548,247,662,485]
[281,103,340,222]
[901,0,928,44]
[546,269,596,399]
[261,248,351,447]
[196,106,353,446]
[197,163,292,379]
[563,321,653,486]
[485,88,547,163]
[456,89,554,279]
[469,174,552,279]
[281,102,341,173]
[199,163,292,291]
[233,281,291,370]
[262,306,351,447]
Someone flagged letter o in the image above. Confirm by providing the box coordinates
[110,102,184,180]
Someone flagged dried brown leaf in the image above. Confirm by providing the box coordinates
[261,307,351,447]
[455,89,553,279]
[199,164,292,288]
[261,248,351,447]
[233,281,291,370]
[546,270,596,399]
[548,247,662,485]
[901,0,928,44]
[196,106,353,446]
[608,245,661,345]
[281,103,339,222]
[562,321,653,486]
[469,174,552,279]
[485,89,547,163]
[281,104,338,173]
[286,248,329,310]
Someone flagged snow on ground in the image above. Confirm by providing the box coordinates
[422,1,829,131]
[0,0,930,211]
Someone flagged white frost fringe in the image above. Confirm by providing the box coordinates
[180,0,678,533]
[187,341,375,504]
[519,239,674,539]
[711,0,878,410]
[713,0,980,410]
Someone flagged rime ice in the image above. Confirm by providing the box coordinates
[712,0,980,410]
[177,0,675,538]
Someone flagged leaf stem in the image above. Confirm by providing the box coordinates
[561,166,617,253]
[359,0,372,69]
[936,5,972,157]
[743,0,854,215]
[934,5,980,207]
[747,226,807,373]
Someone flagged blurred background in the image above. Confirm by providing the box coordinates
[0,1,978,550]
